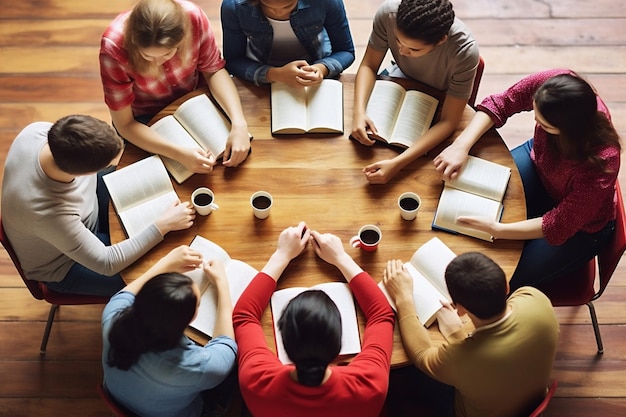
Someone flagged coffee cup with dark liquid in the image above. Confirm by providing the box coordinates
[191,187,219,216]
[398,192,421,220]
[250,191,273,219]
[350,224,382,252]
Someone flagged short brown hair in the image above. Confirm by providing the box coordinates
[445,252,508,319]
[47,115,123,175]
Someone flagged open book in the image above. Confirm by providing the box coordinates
[270,282,360,364]
[150,93,231,183]
[103,155,178,238]
[184,235,257,337]
[270,79,343,134]
[432,155,512,242]
[378,237,456,327]
[365,79,439,148]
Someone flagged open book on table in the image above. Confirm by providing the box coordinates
[379,237,456,327]
[270,79,343,134]
[432,155,512,242]
[103,155,179,238]
[365,79,439,148]
[184,235,257,338]
[270,281,360,364]
[150,93,232,184]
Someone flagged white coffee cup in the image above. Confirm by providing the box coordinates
[398,192,421,221]
[250,191,273,219]
[192,187,219,216]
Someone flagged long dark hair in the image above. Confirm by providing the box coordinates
[278,290,342,387]
[534,73,621,171]
[107,273,197,370]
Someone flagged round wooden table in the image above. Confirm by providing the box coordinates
[110,75,526,367]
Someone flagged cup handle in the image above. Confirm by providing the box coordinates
[349,235,361,248]
[209,203,219,210]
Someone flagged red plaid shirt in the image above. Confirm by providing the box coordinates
[99,0,225,117]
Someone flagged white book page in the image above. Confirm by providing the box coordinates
[103,155,178,237]
[186,236,257,337]
[150,115,200,183]
[271,82,308,133]
[271,282,360,364]
[305,79,343,133]
[433,187,503,242]
[389,90,438,147]
[409,237,455,301]
[377,260,448,327]
[103,155,174,211]
[117,191,178,238]
[447,156,511,201]
[365,80,406,141]
[174,94,230,158]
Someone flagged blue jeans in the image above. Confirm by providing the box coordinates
[509,139,615,291]
[45,169,125,297]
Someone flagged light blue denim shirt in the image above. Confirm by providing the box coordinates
[101,291,238,417]
[221,0,355,85]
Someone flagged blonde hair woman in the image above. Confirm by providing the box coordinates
[100,0,251,174]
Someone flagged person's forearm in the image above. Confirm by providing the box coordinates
[332,253,363,283]
[493,217,544,240]
[260,251,293,281]
[212,281,235,339]
[392,118,459,168]
[353,64,377,115]
[204,69,248,129]
[114,116,187,162]
[450,111,494,153]
[395,298,436,363]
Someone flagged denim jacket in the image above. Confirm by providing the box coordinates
[221,0,355,85]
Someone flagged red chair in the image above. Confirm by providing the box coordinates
[97,383,138,417]
[529,379,558,417]
[0,216,109,354]
[537,182,626,354]
[468,56,485,108]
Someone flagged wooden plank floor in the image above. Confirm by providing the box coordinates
[0,0,625,415]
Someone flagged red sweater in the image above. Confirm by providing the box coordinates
[232,272,395,417]
[477,68,619,245]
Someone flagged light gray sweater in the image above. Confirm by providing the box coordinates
[1,122,162,282]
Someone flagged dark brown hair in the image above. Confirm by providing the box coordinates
[47,115,123,175]
[396,0,455,45]
[534,73,621,172]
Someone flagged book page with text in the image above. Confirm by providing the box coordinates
[150,115,200,183]
[447,156,511,201]
[174,94,230,158]
[117,191,178,238]
[305,79,343,133]
[433,187,503,241]
[409,237,455,301]
[104,155,174,210]
[271,82,308,134]
[365,80,406,141]
[389,90,438,147]
[271,282,361,364]
[187,236,258,337]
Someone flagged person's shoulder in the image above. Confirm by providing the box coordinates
[508,286,553,309]
[379,0,401,13]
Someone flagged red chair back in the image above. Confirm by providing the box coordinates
[595,183,626,298]
[529,380,558,417]
[540,182,626,306]
[97,383,138,417]
[468,56,485,108]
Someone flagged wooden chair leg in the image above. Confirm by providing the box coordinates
[586,301,604,355]
[40,304,59,355]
